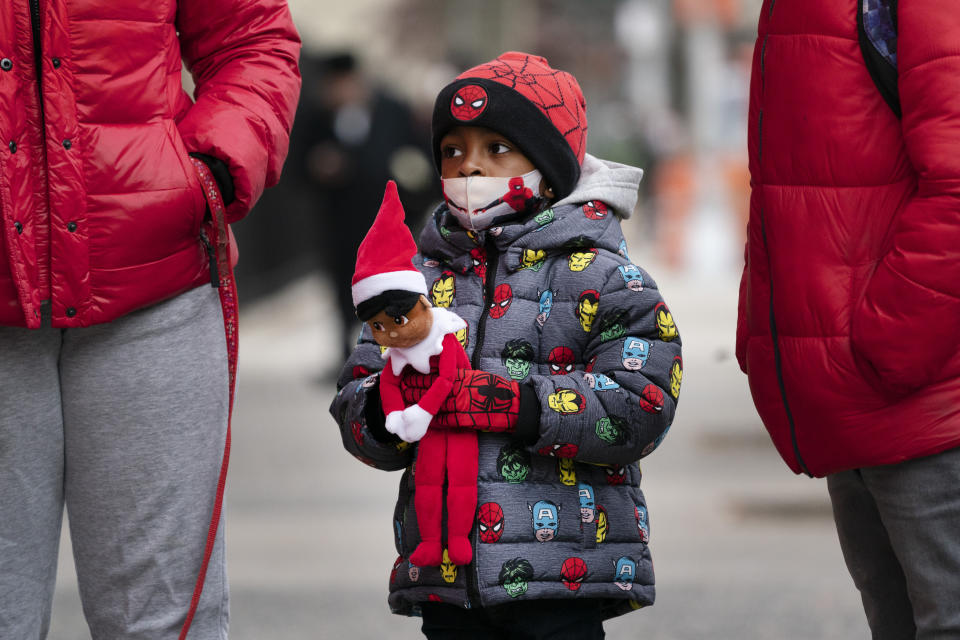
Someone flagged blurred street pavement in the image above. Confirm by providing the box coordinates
[48,260,869,639]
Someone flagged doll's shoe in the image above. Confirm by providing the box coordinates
[409,540,443,567]
[446,536,472,565]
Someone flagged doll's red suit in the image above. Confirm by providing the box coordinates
[351,181,477,567]
[379,331,477,567]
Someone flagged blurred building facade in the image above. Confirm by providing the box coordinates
[232,0,762,306]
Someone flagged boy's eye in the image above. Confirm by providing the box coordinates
[372,322,385,332]
[393,315,409,326]
[490,142,511,154]
[442,145,462,159]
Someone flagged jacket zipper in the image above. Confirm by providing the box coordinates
[466,236,499,605]
[199,229,220,288]
[470,236,499,369]
[758,213,811,476]
[757,9,811,477]
[29,0,44,107]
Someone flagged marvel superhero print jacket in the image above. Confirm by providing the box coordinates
[0,0,300,328]
[737,0,960,476]
[330,155,682,619]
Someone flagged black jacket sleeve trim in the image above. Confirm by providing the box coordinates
[513,382,541,445]
[363,377,402,444]
[190,152,237,205]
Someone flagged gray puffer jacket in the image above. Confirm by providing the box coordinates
[330,155,682,620]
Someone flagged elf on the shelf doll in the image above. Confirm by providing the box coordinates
[352,181,476,567]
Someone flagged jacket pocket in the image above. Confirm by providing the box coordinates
[167,121,208,236]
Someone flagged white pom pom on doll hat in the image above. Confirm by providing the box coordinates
[351,180,428,308]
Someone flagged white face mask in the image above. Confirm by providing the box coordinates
[441,169,544,231]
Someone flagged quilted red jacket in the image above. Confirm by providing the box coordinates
[0,0,300,328]
[737,0,960,476]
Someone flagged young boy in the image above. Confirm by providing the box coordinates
[330,52,682,639]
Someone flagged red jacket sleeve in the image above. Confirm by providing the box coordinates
[175,0,301,222]
[736,243,749,374]
[852,0,960,392]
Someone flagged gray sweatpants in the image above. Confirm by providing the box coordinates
[0,286,230,639]
[828,446,960,640]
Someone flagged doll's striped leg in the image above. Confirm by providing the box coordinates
[410,429,446,567]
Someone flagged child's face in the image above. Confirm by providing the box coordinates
[366,296,433,349]
[440,126,538,181]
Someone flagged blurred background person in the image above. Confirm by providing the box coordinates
[290,51,437,366]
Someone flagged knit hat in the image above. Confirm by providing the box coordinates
[432,51,588,199]
[352,181,427,308]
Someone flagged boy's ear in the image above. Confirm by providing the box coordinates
[419,294,433,308]
[539,180,555,199]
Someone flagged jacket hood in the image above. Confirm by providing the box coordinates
[554,154,643,220]
[419,154,642,274]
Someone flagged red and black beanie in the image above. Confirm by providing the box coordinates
[432,51,588,199]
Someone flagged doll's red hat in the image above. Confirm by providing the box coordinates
[352,181,427,308]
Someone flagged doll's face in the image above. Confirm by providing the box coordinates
[366,296,433,349]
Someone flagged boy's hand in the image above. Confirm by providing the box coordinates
[401,369,521,432]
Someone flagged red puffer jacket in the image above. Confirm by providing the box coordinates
[0,0,300,328]
[737,0,960,476]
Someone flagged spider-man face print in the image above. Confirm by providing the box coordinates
[561,557,587,591]
[451,84,488,121]
[639,384,664,413]
[582,200,609,220]
[470,247,487,285]
[478,502,505,543]
[604,464,627,486]
[390,556,403,585]
[537,442,579,458]
[351,422,364,446]
[548,346,575,375]
[489,284,513,319]
[352,365,371,380]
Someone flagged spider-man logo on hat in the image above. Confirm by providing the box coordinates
[451,85,488,121]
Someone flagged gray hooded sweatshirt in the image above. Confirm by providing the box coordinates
[330,155,682,620]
